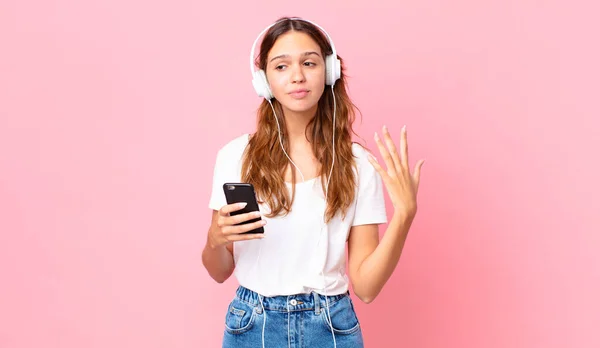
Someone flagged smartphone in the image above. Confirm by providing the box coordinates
[222,183,264,234]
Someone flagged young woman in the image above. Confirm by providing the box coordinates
[202,16,424,348]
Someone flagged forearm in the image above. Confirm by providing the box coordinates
[201,229,235,283]
[354,213,415,303]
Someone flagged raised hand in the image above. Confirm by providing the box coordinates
[367,125,425,220]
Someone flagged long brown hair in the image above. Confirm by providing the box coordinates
[242,17,361,222]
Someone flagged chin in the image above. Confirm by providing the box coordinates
[286,104,315,112]
[281,99,320,114]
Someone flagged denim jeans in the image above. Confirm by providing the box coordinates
[222,285,364,348]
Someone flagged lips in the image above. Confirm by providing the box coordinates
[289,89,309,99]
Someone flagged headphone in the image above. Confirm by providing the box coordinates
[249,17,341,99]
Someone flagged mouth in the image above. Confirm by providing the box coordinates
[288,89,309,99]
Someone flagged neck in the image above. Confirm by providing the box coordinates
[283,107,317,146]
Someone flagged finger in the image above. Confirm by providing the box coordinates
[374,132,395,176]
[220,202,247,216]
[222,219,267,236]
[228,232,265,243]
[368,154,392,187]
[222,210,262,227]
[400,125,409,170]
[412,159,425,193]
[382,125,402,173]
[367,153,385,175]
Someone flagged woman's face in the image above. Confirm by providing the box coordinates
[265,31,326,117]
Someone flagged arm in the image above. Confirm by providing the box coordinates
[349,125,425,303]
[201,204,266,283]
[202,210,235,283]
[348,213,415,304]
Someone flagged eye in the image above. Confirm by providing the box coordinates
[275,64,286,71]
[304,61,316,67]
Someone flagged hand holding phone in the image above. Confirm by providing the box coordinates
[222,183,265,234]
[207,183,266,249]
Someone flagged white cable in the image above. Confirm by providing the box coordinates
[321,85,337,348]
[267,83,338,348]
[287,295,291,348]
[260,295,266,348]
[252,206,264,348]
[323,271,336,348]
[327,85,336,192]
[268,99,305,183]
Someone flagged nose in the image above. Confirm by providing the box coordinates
[290,63,306,83]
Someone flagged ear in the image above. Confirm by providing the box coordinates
[252,70,273,99]
[325,54,341,85]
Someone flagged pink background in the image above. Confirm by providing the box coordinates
[1,0,599,347]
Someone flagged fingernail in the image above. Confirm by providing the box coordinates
[374,132,379,140]
[238,202,247,208]
[383,125,388,132]
[369,154,378,162]
[261,220,267,225]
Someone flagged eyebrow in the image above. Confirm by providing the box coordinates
[269,51,321,63]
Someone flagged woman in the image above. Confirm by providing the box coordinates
[202,16,425,348]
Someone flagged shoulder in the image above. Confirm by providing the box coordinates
[351,142,381,186]
[215,133,250,162]
[351,142,375,167]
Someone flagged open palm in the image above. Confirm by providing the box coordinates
[367,125,425,219]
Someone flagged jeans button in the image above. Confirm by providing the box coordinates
[290,299,298,306]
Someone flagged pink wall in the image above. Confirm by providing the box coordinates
[1,1,598,347]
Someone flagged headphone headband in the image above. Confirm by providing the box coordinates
[249,17,341,99]
[249,17,337,75]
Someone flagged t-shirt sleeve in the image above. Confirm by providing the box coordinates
[208,149,228,211]
[351,148,388,226]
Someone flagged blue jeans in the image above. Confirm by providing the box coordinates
[222,285,364,348]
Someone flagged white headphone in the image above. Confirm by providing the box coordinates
[249,17,341,99]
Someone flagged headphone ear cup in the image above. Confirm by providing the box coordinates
[325,54,341,85]
[252,70,273,99]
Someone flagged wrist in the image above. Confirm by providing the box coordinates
[207,229,225,250]
[393,206,417,222]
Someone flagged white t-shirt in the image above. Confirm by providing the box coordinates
[208,133,388,296]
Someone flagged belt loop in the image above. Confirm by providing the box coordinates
[256,294,263,314]
[313,292,321,315]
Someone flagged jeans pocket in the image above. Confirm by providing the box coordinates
[320,296,361,335]
[224,297,257,335]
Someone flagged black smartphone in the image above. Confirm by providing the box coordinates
[222,183,264,234]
